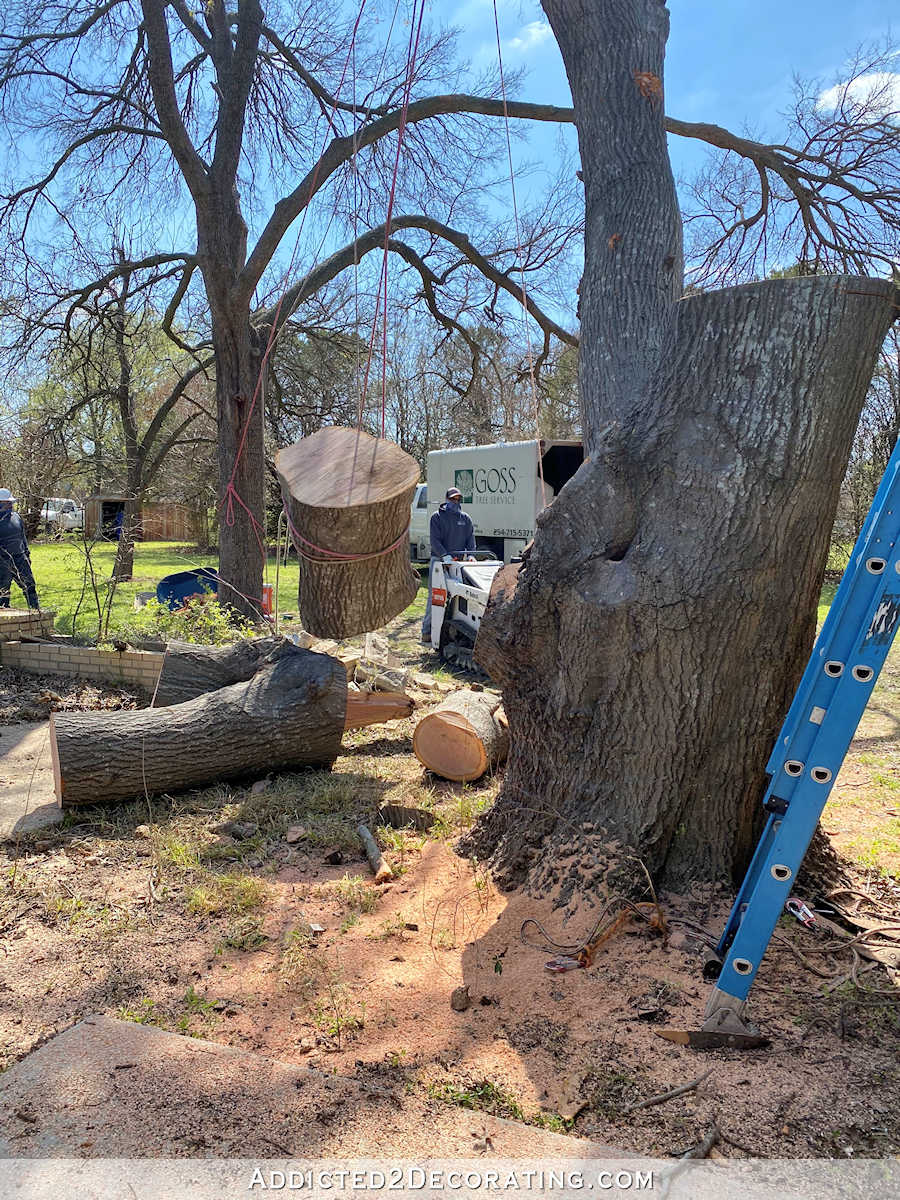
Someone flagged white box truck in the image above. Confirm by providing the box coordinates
[410,439,584,563]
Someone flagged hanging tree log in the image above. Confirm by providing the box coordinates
[154,637,414,729]
[50,647,347,807]
[276,426,420,639]
[413,690,509,782]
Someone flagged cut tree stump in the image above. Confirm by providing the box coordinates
[50,647,347,807]
[413,691,509,782]
[155,638,413,729]
[276,427,420,639]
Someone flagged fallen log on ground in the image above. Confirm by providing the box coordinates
[51,647,347,807]
[153,637,282,706]
[155,638,413,729]
[276,426,420,639]
[413,690,509,782]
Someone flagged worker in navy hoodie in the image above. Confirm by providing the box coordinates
[421,486,476,643]
[0,488,40,609]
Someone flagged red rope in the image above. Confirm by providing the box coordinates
[349,0,426,499]
[283,507,410,563]
[491,0,547,504]
[222,0,373,549]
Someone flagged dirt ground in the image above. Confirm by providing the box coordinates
[1,610,899,1160]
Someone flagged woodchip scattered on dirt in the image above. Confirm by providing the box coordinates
[1,613,898,1161]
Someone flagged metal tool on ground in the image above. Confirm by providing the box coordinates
[785,897,817,927]
[658,435,900,1050]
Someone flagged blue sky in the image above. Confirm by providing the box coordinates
[446,0,897,180]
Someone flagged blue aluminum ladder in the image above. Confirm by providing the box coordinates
[692,436,900,1046]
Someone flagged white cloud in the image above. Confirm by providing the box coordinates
[817,71,900,117]
[506,20,553,55]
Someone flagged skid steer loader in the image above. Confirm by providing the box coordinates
[428,551,504,673]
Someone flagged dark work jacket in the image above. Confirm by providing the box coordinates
[0,511,29,560]
[429,502,475,557]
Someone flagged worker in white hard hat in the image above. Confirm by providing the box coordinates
[0,488,40,609]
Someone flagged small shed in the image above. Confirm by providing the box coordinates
[84,495,202,543]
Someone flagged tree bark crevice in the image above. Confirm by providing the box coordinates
[472,273,898,891]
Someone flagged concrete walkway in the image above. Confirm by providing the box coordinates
[0,720,61,840]
[0,1017,627,1159]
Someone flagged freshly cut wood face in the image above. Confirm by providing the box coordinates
[276,427,420,509]
[415,710,488,782]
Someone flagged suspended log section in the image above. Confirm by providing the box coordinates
[51,642,413,807]
[276,426,420,640]
[413,690,509,782]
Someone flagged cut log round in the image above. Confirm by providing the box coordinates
[276,427,420,639]
[50,649,346,807]
[153,637,282,706]
[413,690,509,782]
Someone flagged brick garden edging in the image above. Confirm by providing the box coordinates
[0,609,57,642]
[0,636,163,693]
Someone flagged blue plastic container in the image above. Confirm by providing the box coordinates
[156,567,219,610]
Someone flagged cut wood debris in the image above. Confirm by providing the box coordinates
[358,823,393,883]
[412,690,508,782]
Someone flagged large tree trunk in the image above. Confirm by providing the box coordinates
[209,313,267,621]
[465,0,900,892]
[51,647,346,806]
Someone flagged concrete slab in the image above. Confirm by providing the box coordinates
[0,720,61,839]
[0,1016,628,1159]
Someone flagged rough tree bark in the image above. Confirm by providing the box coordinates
[51,646,346,806]
[154,637,414,728]
[276,427,420,638]
[464,0,900,892]
[154,637,282,706]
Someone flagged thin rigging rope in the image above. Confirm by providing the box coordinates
[491,0,547,503]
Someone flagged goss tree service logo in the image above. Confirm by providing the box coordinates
[454,466,518,505]
[454,469,475,502]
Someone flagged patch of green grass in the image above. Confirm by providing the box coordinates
[367,914,409,940]
[531,1112,575,1134]
[428,1078,526,1122]
[155,832,203,873]
[117,997,164,1027]
[328,874,379,914]
[43,894,130,935]
[186,872,267,916]
[431,789,495,837]
[313,986,366,1043]
[117,987,217,1038]
[28,539,302,639]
